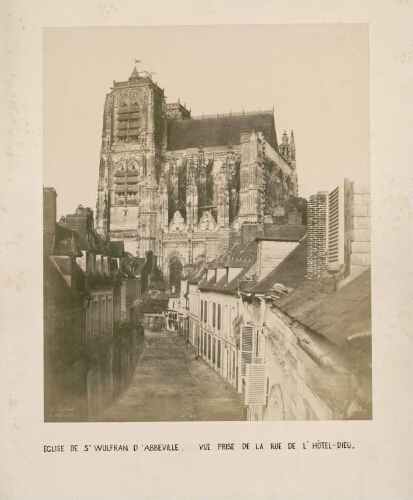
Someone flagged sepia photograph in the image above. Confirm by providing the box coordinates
[43,25,371,423]
[2,1,412,499]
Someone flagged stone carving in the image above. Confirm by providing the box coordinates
[163,233,188,241]
[197,210,216,231]
[169,210,187,232]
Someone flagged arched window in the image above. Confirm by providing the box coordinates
[117,99,141,143]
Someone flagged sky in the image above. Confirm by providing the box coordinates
[44,25,369,219]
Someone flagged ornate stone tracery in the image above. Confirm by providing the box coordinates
[96,66,298,266]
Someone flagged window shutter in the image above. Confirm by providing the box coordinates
[328,187,339,265]
[245,363,267,406]
[240,324,254,377]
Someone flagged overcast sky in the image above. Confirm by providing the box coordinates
[44,25,369,218]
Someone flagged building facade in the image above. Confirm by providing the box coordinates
[95,66,299,286]
[178,180,371,420]
[44,188,145,421]
[242,180,372,420]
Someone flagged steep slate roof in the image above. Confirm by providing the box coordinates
[199,242,259,294]
[274,268,371,349]
[167,112,279,151]
[245,237,307,293]
[198,268,250,294]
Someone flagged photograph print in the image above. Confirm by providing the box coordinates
[43,25,371,422]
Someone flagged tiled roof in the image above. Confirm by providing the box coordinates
[198,266,252,294]
[51,256,72,276]
[150,280,168,291]
[122,255,145,276]
[86,275,116,287]
[212,238,258,269]
[274,268,371,349]
[245,237,307,293]
[45,256,85,300]
[259,224,307,242]
[196,224,306,294]
[167,112,279,151]
[188,267,206,284]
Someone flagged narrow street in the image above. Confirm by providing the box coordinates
[99,330,245,421]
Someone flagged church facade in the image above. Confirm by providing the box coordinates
[95,66,298,286]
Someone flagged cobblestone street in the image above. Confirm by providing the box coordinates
[99,330,245,421]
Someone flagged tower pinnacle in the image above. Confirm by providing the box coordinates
[129,59,141,80]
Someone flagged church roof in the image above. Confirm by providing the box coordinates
[167,112,279,151]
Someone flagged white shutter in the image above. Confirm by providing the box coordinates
[328,187,339,265]
[240,324,254,377]
[245,363,266,405]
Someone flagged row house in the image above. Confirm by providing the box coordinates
[181,179,371,420]
[44,188,143,421]
[190,223,307,392]
[165,286,180,332]
[241,180,372,420]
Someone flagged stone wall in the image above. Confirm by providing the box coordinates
[350,183,371,277]
[288,209,302,226]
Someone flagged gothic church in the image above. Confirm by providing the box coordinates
[95,66,298,284]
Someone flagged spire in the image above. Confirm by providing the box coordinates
[282,130,289,144]
[290,130,296,162]
[130,59,141,80]
[130,66,139,79]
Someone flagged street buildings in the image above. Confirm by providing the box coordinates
[178,180,371,420]
[44,188,150,421]
[44,65,371,422]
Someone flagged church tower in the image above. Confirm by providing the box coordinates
[95,65,167,255]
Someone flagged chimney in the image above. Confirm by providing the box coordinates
[43,187,57,255]
[349,182,371,278]
[65,205,94,245]
[43,187,57,234]
[307,191,328,280]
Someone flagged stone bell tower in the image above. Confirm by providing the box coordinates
[95,64,167,255]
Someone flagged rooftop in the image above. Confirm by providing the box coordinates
[274,268,371,349]
[245,236,307,293]
[167,111,279,151]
